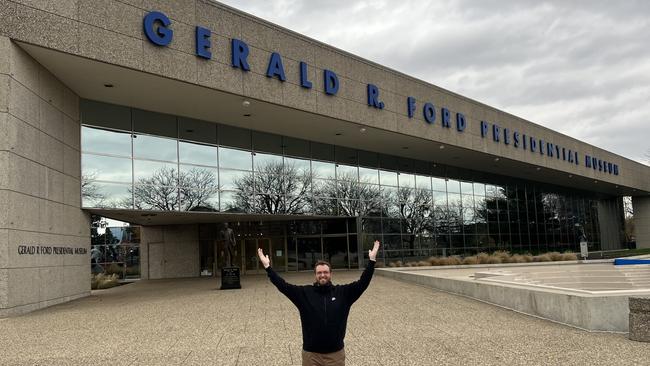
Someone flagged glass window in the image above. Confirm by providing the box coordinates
[134,160,178,184]
[433,191,447,207]
[179,141,217,167]
[82,127,132,157]
[132,109,177,138]
[381,186,398,202]
[82,154,132,183]
[447,179,461,193]
[219,169,251,190]
[460,181,474,195]
[415,175,431,190]
[312,161,336,180]
[379,170,398,187]
[180,187,219,211]
[81,99,131,131]
[179,117,217,144]
[337,164,358,181]
[219,147,252,170]
[179,165,218,188]
[398,173,415,188]
[133,134,177,162]
[82,182,132,208]
[284,157,311,172]
[474,183,486,196]
[432,177,446,192]
[359,167,379,184]
[254,152,283,172]
[133,185,178,210]
[313,179,336,198]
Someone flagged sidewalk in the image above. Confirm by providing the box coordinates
[1,270,648,365]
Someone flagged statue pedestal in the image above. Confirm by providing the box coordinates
[220,267,241,290]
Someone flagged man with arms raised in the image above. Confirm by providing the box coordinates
[258,240,380,366]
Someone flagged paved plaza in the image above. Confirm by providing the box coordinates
[1,269,649,365]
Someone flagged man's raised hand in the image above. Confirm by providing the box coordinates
[258,248,271,269]
[369,240,380,262]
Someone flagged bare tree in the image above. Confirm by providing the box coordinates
[131,166,219,211]
[312,172,382,217]
[231,161,312,214]
[397,187,434,250]
[81,172,105,204]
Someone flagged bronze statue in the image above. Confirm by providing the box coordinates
[220,222,236,267]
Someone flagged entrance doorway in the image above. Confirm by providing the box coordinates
[244,238,269,274]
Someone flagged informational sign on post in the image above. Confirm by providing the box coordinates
[580,240,589,260]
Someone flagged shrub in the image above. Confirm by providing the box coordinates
[493,251,511,263]
[462,256,479,265]
[91,273,120,290]
[417,260,430,267]
[534,254,552,262]
[485,255,502,264]
[476,252,490,264]
[561,252,578,261]
[375,261,385,268]
[405,261,417,267]
[395,260,403,267]
[443,256,462,266]
[388,261,398,267]
[510,254,527,263]
[548,252,563,261]
[427,256,441,266]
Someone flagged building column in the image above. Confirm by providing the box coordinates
[632,196,650,249]
[0,37,90,317]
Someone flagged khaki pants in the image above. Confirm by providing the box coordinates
[302,348,345,366]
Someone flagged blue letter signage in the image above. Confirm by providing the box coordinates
[143,11,172,46]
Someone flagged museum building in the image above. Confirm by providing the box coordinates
[1,0,649,316]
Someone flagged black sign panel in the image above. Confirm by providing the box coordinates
[220,267,241,290]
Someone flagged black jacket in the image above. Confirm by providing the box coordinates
[265,260,376,353]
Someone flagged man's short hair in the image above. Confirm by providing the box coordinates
[314,260,332,272]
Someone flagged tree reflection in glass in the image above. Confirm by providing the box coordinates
[231,161,312,214]
[129,166,218,211]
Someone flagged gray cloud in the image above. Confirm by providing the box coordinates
[219,0,650,163]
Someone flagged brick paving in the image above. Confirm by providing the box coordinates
[1,269,649,365]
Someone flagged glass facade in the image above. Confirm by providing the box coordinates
[91,220,141,279]
[81,100,621,264]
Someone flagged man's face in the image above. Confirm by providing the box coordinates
[314,264,332,285]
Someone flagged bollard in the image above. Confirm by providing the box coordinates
[629,297,650,342]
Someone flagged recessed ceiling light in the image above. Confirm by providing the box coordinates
[242,100,251,107]
[536,167,541,171]
[568,175,572,178]
[243,113,251,117]
[494,157,500,162]
[439,145,445,149]
[360,128,366,133]
[104,83,114,88]
[335,133,342,136]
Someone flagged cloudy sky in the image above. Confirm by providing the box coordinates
[219,0,650,164]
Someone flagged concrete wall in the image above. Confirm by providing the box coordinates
[0,37,89,317]
[140,225,199,280]
[0,0,647,193]
[633,196,650,249]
